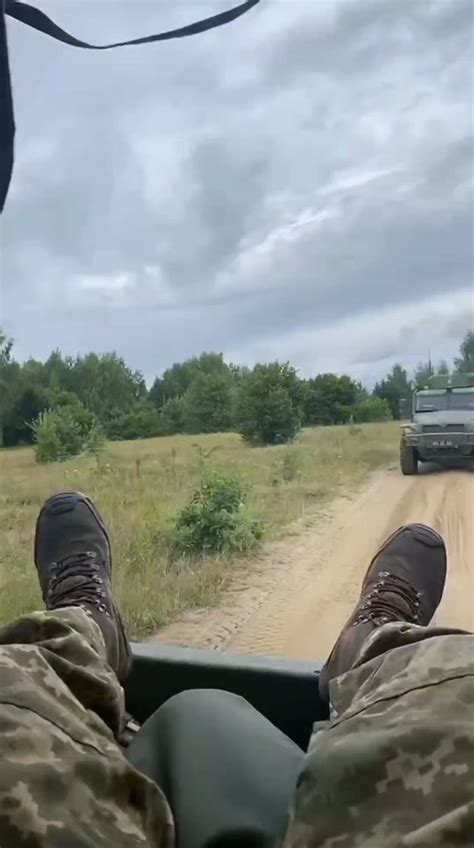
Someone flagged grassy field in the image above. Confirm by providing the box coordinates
[0,423,399,639]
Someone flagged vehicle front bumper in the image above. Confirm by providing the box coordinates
[405,432,474,457]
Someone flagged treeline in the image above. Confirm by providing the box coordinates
[1,329,473,448]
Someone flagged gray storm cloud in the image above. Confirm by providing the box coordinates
[2,0,473,381]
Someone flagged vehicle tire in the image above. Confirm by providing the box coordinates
[400,439,418,475]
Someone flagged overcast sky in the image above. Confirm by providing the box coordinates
[2,0,473,385]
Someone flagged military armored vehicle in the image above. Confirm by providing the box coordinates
[400,373,474,475]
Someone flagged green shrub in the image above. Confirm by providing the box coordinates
[172,468,263,555]
[107,407,163,441]
[353,397,392,423]
[32,403,104,463]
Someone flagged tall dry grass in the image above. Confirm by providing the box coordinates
[0,423,399,638]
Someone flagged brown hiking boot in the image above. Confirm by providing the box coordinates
[34,491,131,685]
[319,523,447,704]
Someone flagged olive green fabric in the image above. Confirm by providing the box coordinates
[128,688,303,847]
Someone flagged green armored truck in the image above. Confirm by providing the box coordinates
[400,373,474,475]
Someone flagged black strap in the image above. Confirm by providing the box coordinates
[0,0,261,212]
[4,0,261,49]
[1,0,14,213]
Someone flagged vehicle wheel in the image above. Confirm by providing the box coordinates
[400,439,418,475]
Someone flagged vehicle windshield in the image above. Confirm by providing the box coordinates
[416,393,448,412]
[416,391,474,412]
[450,391,474,410]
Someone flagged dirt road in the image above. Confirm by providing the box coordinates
[158,467,474,660]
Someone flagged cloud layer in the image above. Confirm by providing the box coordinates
[2,0,473,382]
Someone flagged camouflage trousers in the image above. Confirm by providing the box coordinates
[0,610,472,848]
[0,608,173,848]
[285,625,474,848]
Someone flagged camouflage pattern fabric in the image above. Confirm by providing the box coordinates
[1,611,473,848]
[284,627,474,848]
[0,607,173,848]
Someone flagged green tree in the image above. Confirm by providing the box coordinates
[236,362,303,444]
[148,376,166,409]
[304,374,359,425]
[160,396,186,435]
[229,363,250,383]
[413,361,433,389]
[32,403,104,463]
[182,372,234,434]
[454,331,474,373]
[414,359,451,389]
[43,350,75,393]
[72,352,146,423]
[374,364,412,420]
[150,352,230,409]
[3,384,49,445]
[106,404,162,441]
[21,358,48,387]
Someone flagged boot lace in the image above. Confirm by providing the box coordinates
[47,551,110,617]
[353,571,422,626]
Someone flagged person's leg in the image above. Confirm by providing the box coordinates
[284,524,474,847]
[128,687,303,848]
[0,492,172,848]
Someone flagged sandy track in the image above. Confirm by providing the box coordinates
[157,467,474,659]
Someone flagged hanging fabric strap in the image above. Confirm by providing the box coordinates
[4,0,260,49]
[0,0,261,212]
